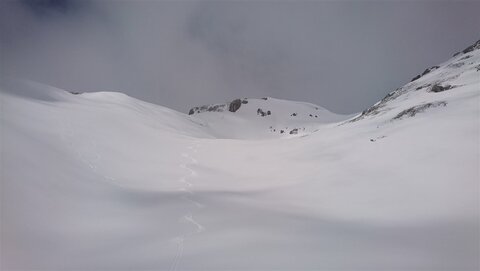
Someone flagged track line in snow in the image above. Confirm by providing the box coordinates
[170,141,205,271]
[170,236,185,271]
[183,213,205,233]
[181,196,204,208]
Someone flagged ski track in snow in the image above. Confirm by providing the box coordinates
[59,121,205,270]
[170,141,205,271]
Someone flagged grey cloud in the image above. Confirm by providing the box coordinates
[1,1,479,114]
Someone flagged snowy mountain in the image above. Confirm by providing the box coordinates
[188,97,349,139]
[349,39,480,124]
[1,40,479,270]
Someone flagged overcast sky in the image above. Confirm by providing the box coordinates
[1,0,479,114]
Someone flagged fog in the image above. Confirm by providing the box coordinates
[1,0,479,113]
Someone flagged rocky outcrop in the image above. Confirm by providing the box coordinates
[188,98,248,115]
[430,84,453,93]
[257,108,271,117]
[411,75,421,82]
[411,66,440,82]
[348,87,405,122]
[229,99,242,112]
[189,104,227,115]
[453,39,480,56]
[393,101,447,120]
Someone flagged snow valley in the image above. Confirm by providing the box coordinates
[1,40,479,270]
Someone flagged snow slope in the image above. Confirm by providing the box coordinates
[188,97,349,139]
[1,41,479,270]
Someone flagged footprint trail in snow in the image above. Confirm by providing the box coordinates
[170,141,205,271]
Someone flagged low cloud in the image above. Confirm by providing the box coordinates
[1,0,479,113]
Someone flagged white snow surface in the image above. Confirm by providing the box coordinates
[188,97,350,139]
[1,47,479,270]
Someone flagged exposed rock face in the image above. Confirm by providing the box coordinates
[348,39,478,123]
[256,108,271,117]
[189,98,250,115]
[411,66,440,82]
[448,62,465,68]
[462,40,480,54]
[422,66,440,76]
[430,84,453,93]
[229,99,242,112]
[188,104,227,115]
[411,75,421,82]
[393,101,447,120]
[348,87,404,122]
[453,39,480,56]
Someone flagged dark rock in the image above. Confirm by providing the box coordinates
[421,66,440,76]
[348,87,405,123]
[411,65,439,82]
[416,84,431,91]
[189,103,227,114]
[229,99,242,112]
[206,104,225,112]
[411,74,421,82]
[289,128,298,135]
[256,108,270,117]
[448,62,465,68]
[393,101,447,120]
[241,99,248,104]
[309,114,313,117]
[461,39,480,54]
[453,40,480,56]
[261,97,268,100]
[280,130,284,134]
[68,91,82,95]
[291,113,297,116]
[430,84,452,93]
[430,84,444,93]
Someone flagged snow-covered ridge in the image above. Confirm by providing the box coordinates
[348,39,480,124]
[188,97,350,139]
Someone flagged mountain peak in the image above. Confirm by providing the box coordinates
[453,39,480,57]
[187,97,349,139]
